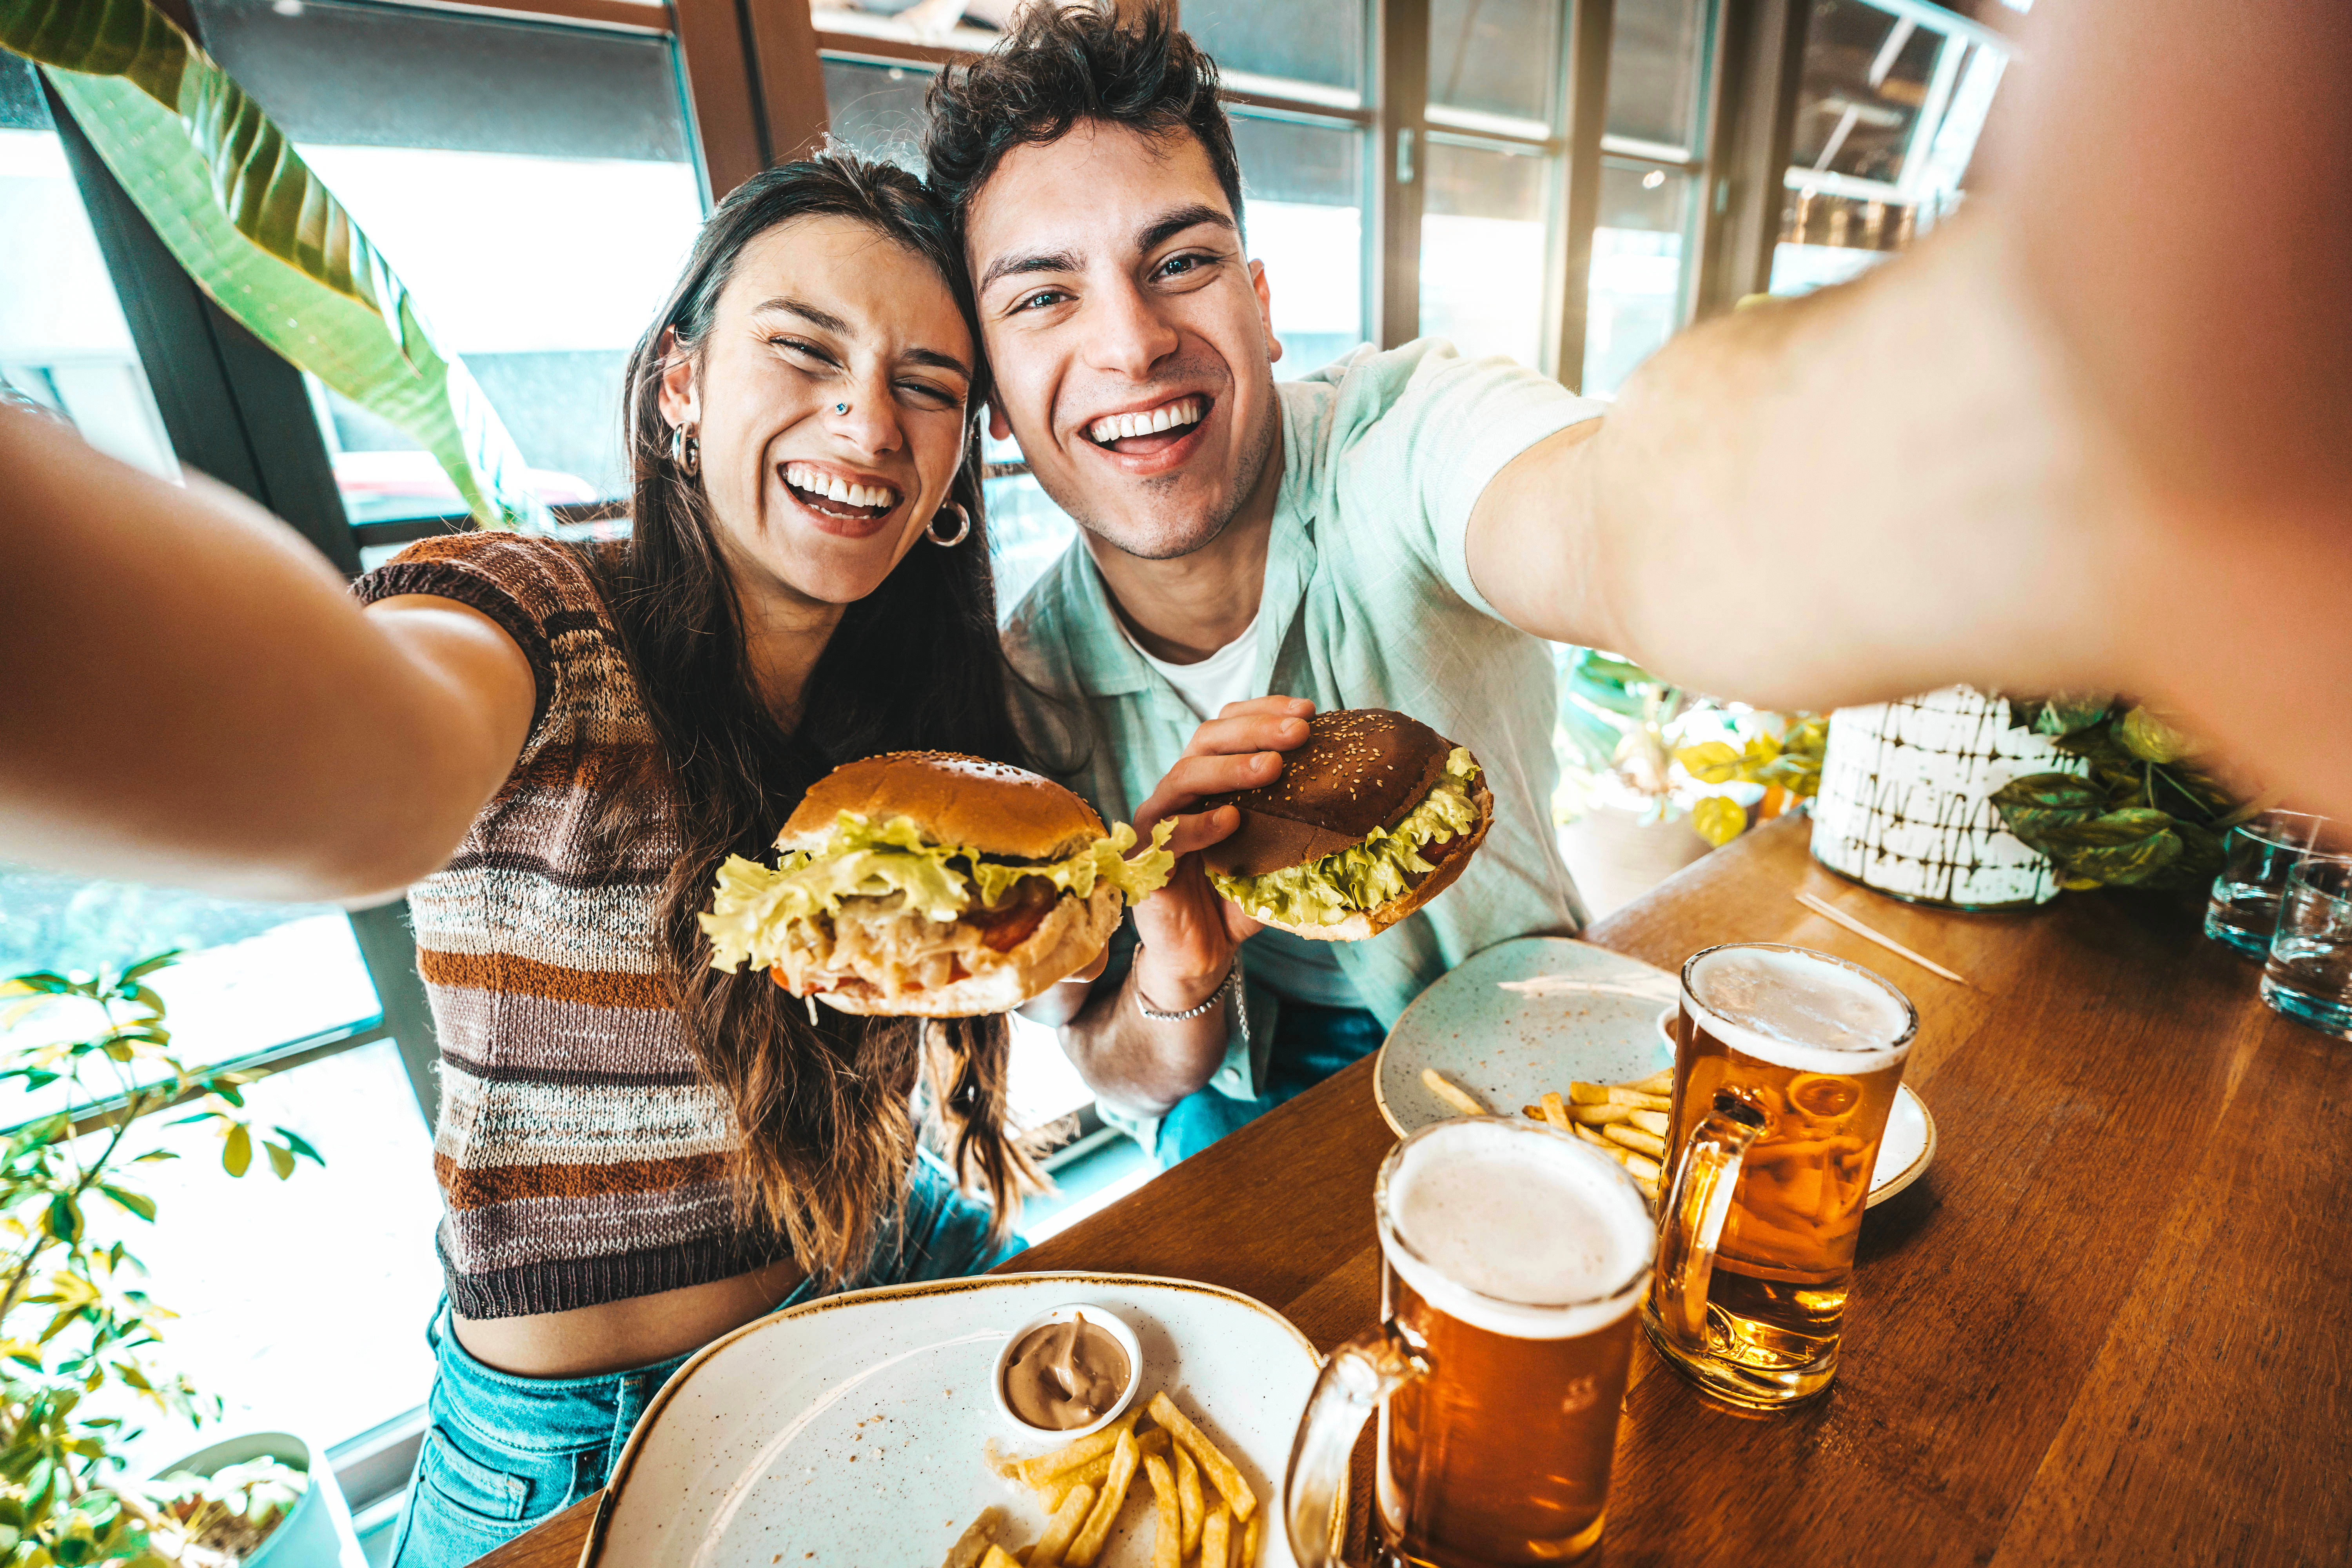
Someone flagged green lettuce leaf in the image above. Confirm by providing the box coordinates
[1209,749,1481,928]
[700,811,1175,974]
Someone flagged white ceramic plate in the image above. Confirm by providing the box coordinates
[1376,936,1936,1207]
[585,1273,1318,1568]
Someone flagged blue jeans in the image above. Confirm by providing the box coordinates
[1156,1002,1385,1167]
[388,1152,1021,1568]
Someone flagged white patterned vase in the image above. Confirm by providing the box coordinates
[1809,687,2084,909]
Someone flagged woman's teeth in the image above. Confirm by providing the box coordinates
[781,462,898,511]
[1088,397,1205,445]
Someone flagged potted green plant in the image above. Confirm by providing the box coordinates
[1989,697,2254,892]
[0,954,338,1566]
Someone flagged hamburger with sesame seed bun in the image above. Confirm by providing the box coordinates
[1197,709,1492,942]
[698,752,1174,1017]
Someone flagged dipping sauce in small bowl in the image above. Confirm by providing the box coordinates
[991,1304,1142,1439]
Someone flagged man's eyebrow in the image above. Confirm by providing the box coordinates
[1137,203,1236,255]
[979,248,1085,294]
[748,296,851,335]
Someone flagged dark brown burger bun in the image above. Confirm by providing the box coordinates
[1199,708,1459,879]
[1238,776,1494,942]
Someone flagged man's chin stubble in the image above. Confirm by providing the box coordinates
[1054,405,1279,564]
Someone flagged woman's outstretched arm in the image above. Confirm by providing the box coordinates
[0,405,535,902]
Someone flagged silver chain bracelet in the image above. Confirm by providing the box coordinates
[1135,957,1250,1045]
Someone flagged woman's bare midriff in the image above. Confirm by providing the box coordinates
[452,1257,808,1379]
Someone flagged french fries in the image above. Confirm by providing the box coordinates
[943,1507,1011,1568]
[965,1386,1267,1568]
[1532,1070,1673,1201]
[1039,1427,1168,1513]
[1030,1482,1096,1568]
[1421,1067,1488,1116]
[1143,1453,1181,1568]
[1013,1412,1139,1489]
[1148,1392,1257,1522]
[1063,1427,1139,1568]
[1200,1503,1230,1568]
[1176,1445,1204,1557]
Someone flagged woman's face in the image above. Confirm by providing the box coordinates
[660,214,977,608]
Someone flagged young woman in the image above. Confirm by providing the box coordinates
[0,152,1043,1567]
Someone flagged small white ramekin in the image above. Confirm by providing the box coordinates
[1656,1004,1679,1052]
[989,1301,1143,1442]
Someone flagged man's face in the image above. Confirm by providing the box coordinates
[965,120,1282,561]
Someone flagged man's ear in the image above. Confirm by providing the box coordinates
[1250,259,1283,365]
[987,396,1013,442]
[656,327,699,428]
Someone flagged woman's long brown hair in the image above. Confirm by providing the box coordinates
[585,153,1042,1286]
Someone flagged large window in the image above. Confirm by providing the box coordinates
[192,0,705,531]
[1771,0,2010,296]
[1584,0,1717,395]
[0,58,175,479]
[1419,0,1561,369]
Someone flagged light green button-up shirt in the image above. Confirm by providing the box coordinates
[1003,339,1601,1139]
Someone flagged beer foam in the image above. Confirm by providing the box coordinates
[1684,946,1913,1074]
[1383,1120,1653,1341]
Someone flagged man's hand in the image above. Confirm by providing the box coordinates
[1125,695,1314,1010]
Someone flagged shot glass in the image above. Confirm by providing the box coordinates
[2205,811,2334,958]
[2261,855,2352,1040]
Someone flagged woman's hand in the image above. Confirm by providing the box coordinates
[1124,696,1315,1011]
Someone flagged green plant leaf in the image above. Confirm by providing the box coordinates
[272,1126,324,1166]
[94,1188,154,1223]
[1691,795,1748,847]
[1676,741,1743,784]
[0,0,546,530]
[115,953,181,986]
[44,1194,81,1245]
[263,1142,294,1181]
[221,1125,250,1179]
[2116,706,2203,765]
[2005,692,2113,736]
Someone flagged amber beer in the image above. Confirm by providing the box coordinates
[1283,1119,1654,1568]
[1645,942,1917,1408]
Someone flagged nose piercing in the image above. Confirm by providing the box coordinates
[834,402,850,415]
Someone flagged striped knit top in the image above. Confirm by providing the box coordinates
[357,531,789,1318]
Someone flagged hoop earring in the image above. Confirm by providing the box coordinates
[667,421,700,477]
[925,501,971,548]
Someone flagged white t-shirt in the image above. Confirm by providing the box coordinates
[1118,610,1262,723]
[1114,612,1362,1013]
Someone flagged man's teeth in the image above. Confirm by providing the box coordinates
[782,462,898,510]
[1087,397,1205,445]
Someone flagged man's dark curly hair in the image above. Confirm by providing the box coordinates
[922,2,1245,242]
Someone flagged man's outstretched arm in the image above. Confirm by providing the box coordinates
[1472,212,2125,714]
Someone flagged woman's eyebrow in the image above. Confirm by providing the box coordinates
[751,296,970,379]
[903,347,974,379]
[748,296,851,334]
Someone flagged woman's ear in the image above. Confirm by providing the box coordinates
[657,327,699,428]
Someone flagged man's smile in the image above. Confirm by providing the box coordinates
[1085,394,1209,452]
[1073,392,1218,479]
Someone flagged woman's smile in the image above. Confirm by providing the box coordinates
[775,457,908,539]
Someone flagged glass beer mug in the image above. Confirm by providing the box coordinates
[1645,942,1918,1408]
[1283,1118,1654,1567]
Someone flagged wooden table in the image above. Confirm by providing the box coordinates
[477,817,2352,1566]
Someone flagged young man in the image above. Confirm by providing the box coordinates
[924,10,1605,1163]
